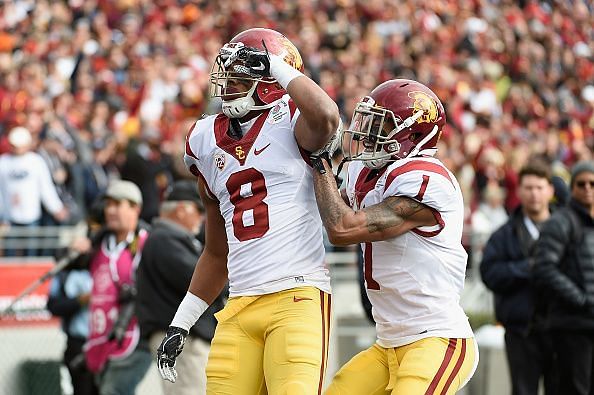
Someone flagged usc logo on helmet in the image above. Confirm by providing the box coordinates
[408,91,438,124]
[278,37,303,72]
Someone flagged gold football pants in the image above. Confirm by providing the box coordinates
[206,286,332,395]
[325,337,478,395]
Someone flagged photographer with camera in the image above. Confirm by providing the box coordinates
[71,180,151,395]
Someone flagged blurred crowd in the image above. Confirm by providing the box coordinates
[0,0,592,240]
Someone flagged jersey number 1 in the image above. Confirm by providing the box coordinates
[226,168,270,241]
[364,242,380,290]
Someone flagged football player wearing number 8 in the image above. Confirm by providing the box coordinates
[311,79,478,395]
[157,28,340,394]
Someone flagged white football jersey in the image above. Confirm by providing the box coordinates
[185,95,330,297]
[345,157,473,347]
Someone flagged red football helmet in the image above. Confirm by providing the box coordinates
[341,79,446,168]
[210,28,304,118]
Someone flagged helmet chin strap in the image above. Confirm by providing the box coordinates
[406,125,439,158]
[222,83,276,118]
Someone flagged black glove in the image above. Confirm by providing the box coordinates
[221,42,271,78]
[242,47,271,78]
[310,151,332,175]
[157,326,189,383]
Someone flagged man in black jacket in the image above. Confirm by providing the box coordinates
[136,180,225,395]
[481,161,556,395]
[533,160,594,395]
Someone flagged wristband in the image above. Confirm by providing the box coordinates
[269,56,304,89]
[170,292,209,332]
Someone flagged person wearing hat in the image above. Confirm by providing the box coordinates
[0,126,68,256]
[69,179,152,395]
[533,160,594,395]
[136,180,225,395]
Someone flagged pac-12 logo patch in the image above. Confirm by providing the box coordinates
[214,153,226,170]
[268,101,288,124]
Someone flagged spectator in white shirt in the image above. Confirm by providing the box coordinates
[471,182,509,255]
[0,127,68,256]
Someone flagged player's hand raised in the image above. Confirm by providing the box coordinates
[242,47,271,78]
[221,42,272,79]
[157,326,188,383]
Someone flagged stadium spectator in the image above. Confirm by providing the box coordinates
[0,126,68,256]
[481,160,557,395]
[533,160,594,395]
[136,180,225,395]
[82,137,116,210]
[471,182,509,249]
[120,126,174,223]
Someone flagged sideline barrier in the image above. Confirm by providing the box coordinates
[0,259,63,395]
[0,259,58,325]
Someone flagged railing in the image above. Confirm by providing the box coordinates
[0,225,87,256]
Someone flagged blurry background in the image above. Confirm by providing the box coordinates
[0,0,592,394]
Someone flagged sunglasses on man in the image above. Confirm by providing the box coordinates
[575,180,594,188]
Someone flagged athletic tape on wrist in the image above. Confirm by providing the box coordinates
[170,292,209,332]
[270,56,303,90]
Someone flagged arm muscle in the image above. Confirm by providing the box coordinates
[286,77,339,152]
[187,180,229,304]
[331,196,436,244]
[313,161,437,245]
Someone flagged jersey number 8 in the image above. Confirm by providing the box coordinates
[226,168,270,241]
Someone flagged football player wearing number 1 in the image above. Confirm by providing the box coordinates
[157,28,339,394]
[311,79,478,395]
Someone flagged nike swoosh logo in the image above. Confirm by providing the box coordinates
[293,296,313,302]
[254,143,271,155]
[251,62,266,71]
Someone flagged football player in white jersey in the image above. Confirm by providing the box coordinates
[156,28,339,394]
[311,79,478,395]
